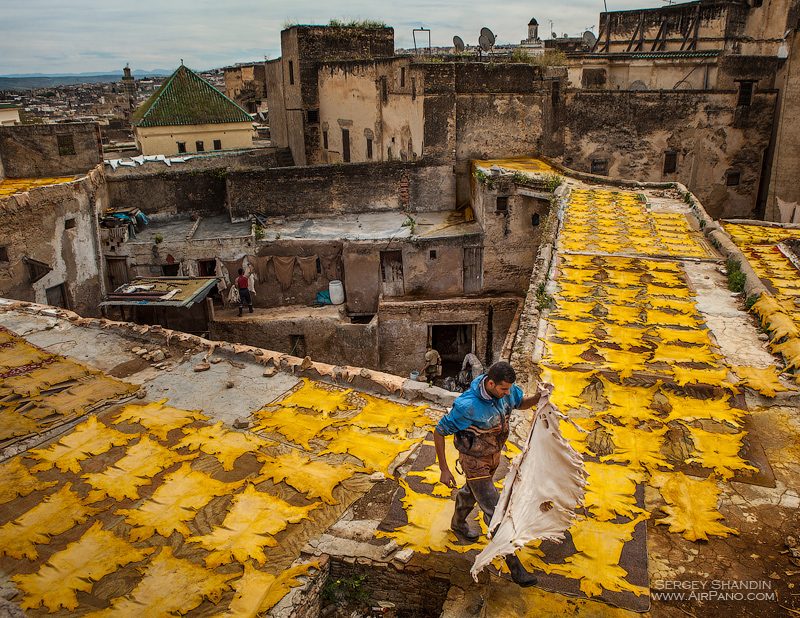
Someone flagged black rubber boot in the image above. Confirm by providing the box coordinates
[248,306,254,313]
[505,554,537,587]
[238,307,243,317]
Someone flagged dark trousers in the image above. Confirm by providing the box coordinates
[452,474,532,578]
[452,476,499,529]
[238,288,253,312]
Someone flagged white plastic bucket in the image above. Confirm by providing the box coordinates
[410,370,420,380]
[329,280,345,305]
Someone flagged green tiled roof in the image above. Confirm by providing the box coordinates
[132,65,252,128]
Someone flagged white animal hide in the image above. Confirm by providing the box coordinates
[470,383,586,580]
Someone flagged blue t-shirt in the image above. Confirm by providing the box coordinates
[436,375,524,436]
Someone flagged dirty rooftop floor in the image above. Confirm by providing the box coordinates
[2,165,800,616]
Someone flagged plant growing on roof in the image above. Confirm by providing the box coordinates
[474,168,495,189]
[544,173,564,192]
[536,282,553,311]
[254,225,265,241]
[328,18,387,28]
[401,215,417,235]
[154,234,163,244]
[726,258,746,293]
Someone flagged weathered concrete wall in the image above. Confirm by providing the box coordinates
[265,59,288,149]
[0,123,102,178]
[555,89,777,219]
[105,149,278,217]
[767,28,800,222]
[573,58,720,91]
[318,58,423,164]
[472,176,552,293]
[209,313,379,368]
[0,166,105,315]
[275,26,396,166]
[377,296,521,378]
[226,161,455,218]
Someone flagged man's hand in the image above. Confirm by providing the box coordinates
[440,467,456,488]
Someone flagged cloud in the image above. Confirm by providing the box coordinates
[0,0,670,74]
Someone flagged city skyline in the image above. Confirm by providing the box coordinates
[1,0,671,74]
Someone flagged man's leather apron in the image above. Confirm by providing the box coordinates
[453,411,510,481]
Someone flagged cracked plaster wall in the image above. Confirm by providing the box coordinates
[0,166,105,315]
[209,314,379,369]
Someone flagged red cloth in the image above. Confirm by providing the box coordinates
[236,275,249,290]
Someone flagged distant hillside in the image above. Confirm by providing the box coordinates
[0,71,172,91]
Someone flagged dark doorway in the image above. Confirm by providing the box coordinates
[161,264,180,276]
[429,324,474,378]
[198,259,216,276]
[289,334,307,357]
[45,283,69,309]
[342,128,351,162]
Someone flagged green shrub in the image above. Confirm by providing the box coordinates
[727,258,746,293]
[544,173,564,192]
[321,574,369,605]
[536,282,553,311]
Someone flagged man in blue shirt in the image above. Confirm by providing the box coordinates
[433,361,542,587]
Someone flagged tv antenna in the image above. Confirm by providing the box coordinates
[453,35,465,52]
[480,27,496,47]
[582,30,597,48]
[413,27,432,55]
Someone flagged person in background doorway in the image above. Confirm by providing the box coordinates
[461,351,484,382]
[422,345,442,384]
[236,268,253,316]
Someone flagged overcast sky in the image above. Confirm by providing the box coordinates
[0,0,673,75]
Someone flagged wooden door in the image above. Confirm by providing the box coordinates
[380,250,404,297]
[463,246,483,294]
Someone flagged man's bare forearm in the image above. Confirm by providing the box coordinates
[518,392,541,410]
[433,429,449,470]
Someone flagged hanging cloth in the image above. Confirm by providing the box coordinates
[215,258,231,293]
[297,255,318,283]
[224,258,243,283]
[320,253,342,280]
[272,256,296,290]
[254,256,272,283]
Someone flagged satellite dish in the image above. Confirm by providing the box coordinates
[480,27,496,46]
[478,34,492,52]
[453,35,465,52]
[582,30,597,48]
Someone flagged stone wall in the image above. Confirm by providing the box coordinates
[209,313,379,368]
[0,123,102,178]
[766,28,800,222]
[0,166,106,315]
[105,149,278,218]
[377,296,522,378]
[472,175,553,293]
[226,161,455,219]
[555,88,777,219]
